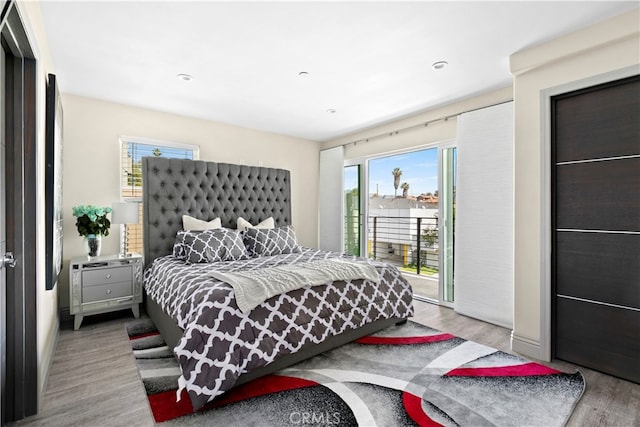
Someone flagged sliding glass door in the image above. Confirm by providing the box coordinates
[348,143,456,303]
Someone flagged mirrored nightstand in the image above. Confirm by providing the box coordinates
[69,253,142,330]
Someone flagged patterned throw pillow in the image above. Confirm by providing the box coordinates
[243,226,301,257]
[173,217,223,259]
[172,230,195,259]
[181,229,249,264]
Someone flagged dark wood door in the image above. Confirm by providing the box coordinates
[1,39,6,427]
[1,1,39,421]
[552,75,640,383]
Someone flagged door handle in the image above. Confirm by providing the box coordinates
[1,252,17,269]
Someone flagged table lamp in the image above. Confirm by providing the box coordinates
[111,201,140,257]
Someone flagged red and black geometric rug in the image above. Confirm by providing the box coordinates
[126,318,584,426]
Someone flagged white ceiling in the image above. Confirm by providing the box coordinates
[39,1,638,142]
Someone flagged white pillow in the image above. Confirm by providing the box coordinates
[236,216,275,232]
[182,215,222,231]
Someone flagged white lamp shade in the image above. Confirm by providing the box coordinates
[111,202,140,224]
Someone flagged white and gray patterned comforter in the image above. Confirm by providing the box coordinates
[143,247,414,410]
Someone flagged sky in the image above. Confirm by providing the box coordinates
[345,148,439,197]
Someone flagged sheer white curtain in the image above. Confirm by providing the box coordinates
[318,146,344,252]
[454,102,514,328]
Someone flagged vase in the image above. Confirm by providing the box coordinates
[84,234,102,257]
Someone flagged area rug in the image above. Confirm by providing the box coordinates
[126,318,584,426]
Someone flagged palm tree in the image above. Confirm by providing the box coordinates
[392,168,402,197]
[401,182,409,198]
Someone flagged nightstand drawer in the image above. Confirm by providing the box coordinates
[83,281,132,303]
[82,266,132,286]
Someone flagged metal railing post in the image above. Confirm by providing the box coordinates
[373,216,377,259]
[416,217,421,275]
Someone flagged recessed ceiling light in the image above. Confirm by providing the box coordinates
[326,108,336,114]
[177,73,193,81]
[298,71,310,77]
[432,61,448,70]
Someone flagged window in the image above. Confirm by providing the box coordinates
[343,164,361,256]
[119,137,199,255]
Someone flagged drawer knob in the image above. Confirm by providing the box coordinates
[106,289,112,294]
[106,274,112,279]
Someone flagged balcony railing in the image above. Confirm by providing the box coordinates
[345,215,439,276]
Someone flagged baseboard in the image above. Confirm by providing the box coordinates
[38,317,59,412]
[453,307,513,330]
[511,332,546,361]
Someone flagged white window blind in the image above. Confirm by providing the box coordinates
[318,146,345,252]
[120,137,198,255]
[453,102,514,328]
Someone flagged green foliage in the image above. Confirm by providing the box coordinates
[344,187,360,256]
[401,182,409,198]
[127,161,142,187]
[421,226,438,248]
[72,205,112,237]
[399,265,439,276]
[392,167,402,196]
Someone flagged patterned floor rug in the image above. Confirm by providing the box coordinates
[125,318,584,426]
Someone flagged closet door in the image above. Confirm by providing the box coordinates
[552,75,639,383]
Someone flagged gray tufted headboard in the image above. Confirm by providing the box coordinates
[142,157,291,268]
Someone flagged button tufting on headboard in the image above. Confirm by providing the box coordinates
[142,157,292,268]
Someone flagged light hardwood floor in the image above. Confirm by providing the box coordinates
[12,300,640,427]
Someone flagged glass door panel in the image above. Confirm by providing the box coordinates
[440,147,456,303]
[362,145,456,303]
[367,149,439,301]
[343,165,361,256]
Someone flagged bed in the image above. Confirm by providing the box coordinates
[141,157,414,410]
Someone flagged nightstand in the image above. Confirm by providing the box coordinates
[69,253,143,330]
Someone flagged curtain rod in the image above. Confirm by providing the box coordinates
[328,99,513,149]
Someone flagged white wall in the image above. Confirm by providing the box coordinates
[324,87,513,160]
[59,95,320,307]
[510,8,639,360]
[17,0,59,405]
